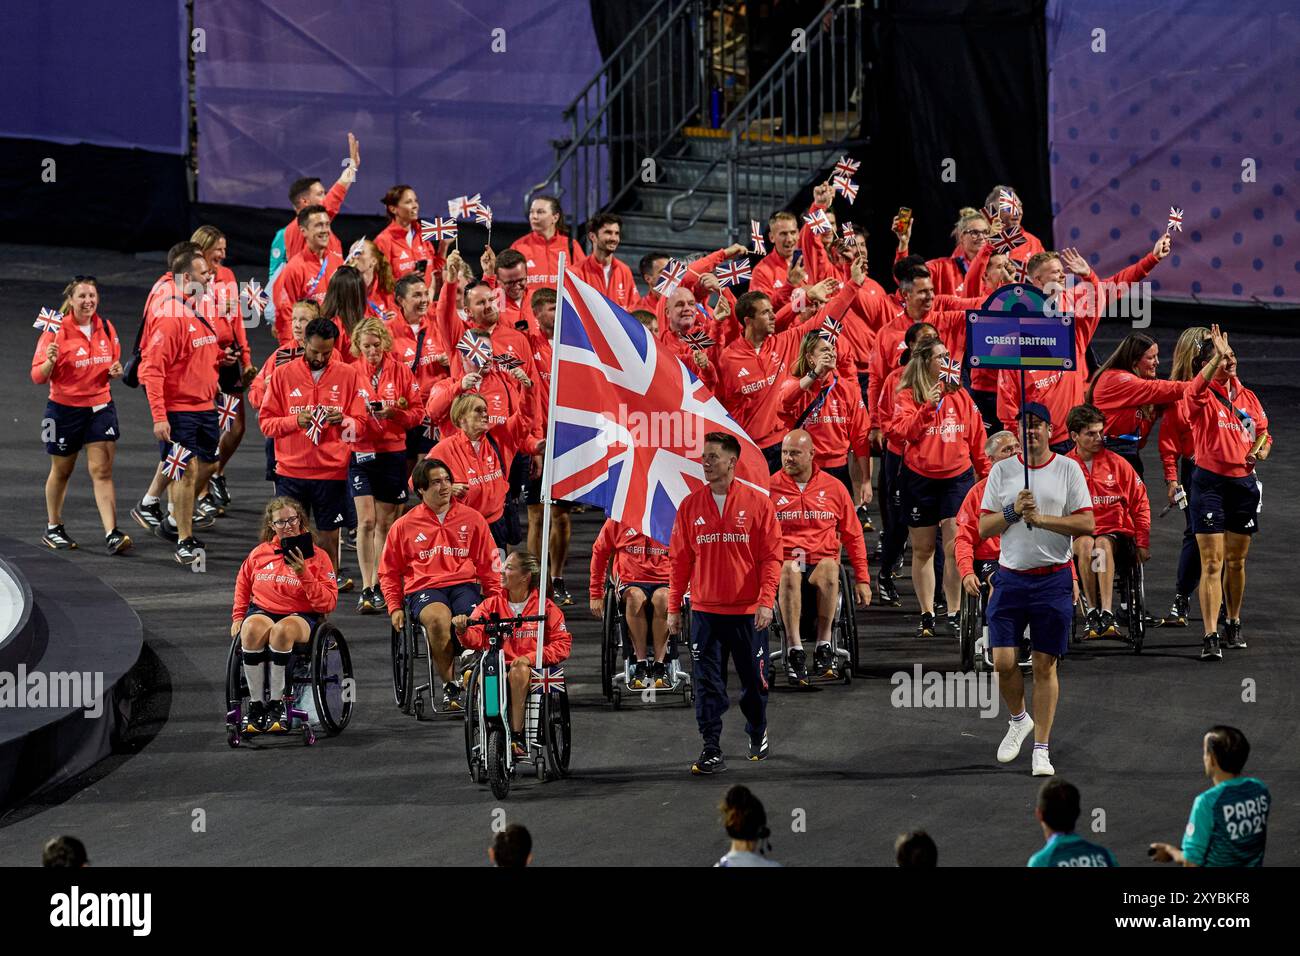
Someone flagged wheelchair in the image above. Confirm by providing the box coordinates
[768,562,860,686]
[959,561,1033,672]
[1070,534,1148,654]
[225,618,354,747]
[463,613,571,799]
[392,613,475,720]
[599,579,693,709]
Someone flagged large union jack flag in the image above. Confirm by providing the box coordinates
[548,272,769,546]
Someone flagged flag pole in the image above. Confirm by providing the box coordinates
[535,253,567,668]
[1019,368,1030,490]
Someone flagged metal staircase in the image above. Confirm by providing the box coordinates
[527,0,865,273]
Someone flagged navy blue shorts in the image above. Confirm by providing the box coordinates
[901,465,974,527]
[243,602,321,634]
[1190,466,1260,536]
[349,451,409,505]
[159,409,219,463]
[620,582,667,608]
[986,564,1073,658]
[44,400,119,456]
[406,583,482,621]
[275,476,349,531]
[522,475,576,508]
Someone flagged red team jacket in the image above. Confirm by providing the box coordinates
[574,253,637,311]
[258,354,371,480]
[429,413,534,524]
[273,248,344,345]
[1184,374,1270,479]
[461,590,571,665]
[668,480,783,615]
[374,219,444,290]
[768,467,870,581]
[886,385,990,479]
[954,477,1000,577]
[1158,394,1194,483]
[1090,370,1192,448]
[775,368,872,469]
[282,180,348,263]
[353,356,423,454]
[377,500,502,609]
[510,231,585,288]
[138,305,221,423]
[1067,447,1151,548]
[232,541,339,621]
[31,313,121,407]
[589,519,672,597]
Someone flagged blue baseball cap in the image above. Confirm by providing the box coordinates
[1023,402,1052,425]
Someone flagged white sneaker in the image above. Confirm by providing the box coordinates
[1032,747,1055,776]
[996,715,1035,763]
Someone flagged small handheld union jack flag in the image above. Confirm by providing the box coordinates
[834,155,860,179]
[1008,258,1027,284]
[714,257,752,287]
[473,203,493,228]
[421,218,457,242]
[530,667,566,695]
[1167,207,1184,234]
[991,224,1028,255]
[457,331,494,370]
[492,352,523,372]
[162,442,192,480]
[998,188,1022,220]
[803,209,832,235]
[750,220,767,255]
[217,394,240,433]
[345,238,367,263]
[832,175,858,204]
[679,329,715,352]
[938,355,962,386]
[654,259,689,295]
[241,280,269,317]
[841,222,857,242]
[34,307,63,333]
[306,406,329,445]
[818,315,843,341]
[447,193,483,220]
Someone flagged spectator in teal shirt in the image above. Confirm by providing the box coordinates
[1151,725,1269,867]
[1028,778,1118,866]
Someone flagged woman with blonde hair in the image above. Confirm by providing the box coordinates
[886,338,990,637]
[349,317,422,613]
[31,276,129,553]
[230,497,338,732]
[1160,326,1210,626]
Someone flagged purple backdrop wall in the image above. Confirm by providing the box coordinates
[1046,1,1299,305]
[193,0,602,219]
[0,0,187,153]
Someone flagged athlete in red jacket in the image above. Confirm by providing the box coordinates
[511,195,586,288]
[454,549,570,754]
[886,338,990,636]
[956,429,1021,588]
[374,184,445,291]
[589,518,673,689]
[259,317,372,588]
[893,208,992,296]
[350,318,424,613]
[230,496,339,733]
[749,211,806,311]
[573,213,637,310]
[1063,404,1151,640]
[657,286,723,392]
[381,457,502,712]
[769,430,871,684]
[31,277,129,554]
[668,432,782,773]
[273,206,345,346]
[280,133,359,267]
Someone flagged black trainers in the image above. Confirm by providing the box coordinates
[748,729,769,761]
[265,699,289,732]
[1098,609,1120,638]
[917,612,936,638]
[442,681,464,712]
[1167,594,1189,627]
[553,579,573,607]
[105,528,132,555]
[343,528,357,551]
[947,611,961,634]
[878,574,900,606]
[858,506,875,533]
[243,700,265,734]
[1223,619,1247,649]
[174,537,202,565]
[196,494,221,519]
[336,576,354,594]
[131,499,164,532]
[691,747,726,775]
[629,660,650,690]
[1200,633,1223,662]
[933,598,947,617]
[372,587,387,613]
[813,642,836,676]
[42,524,77,550]
[652,660,671,689]
[786,647,809,686]
[357,587,377,614]
[209,474,231,508]
[1084,608,1101,640]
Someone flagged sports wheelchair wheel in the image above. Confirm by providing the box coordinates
[1125,561,1147,654]
[392,621,416,714]
[311,622,353,735]
[838,565,860,678]
[600,584,618,702]
[960,587,981,672]
[224,640,245,747]
[543,691,572,779]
